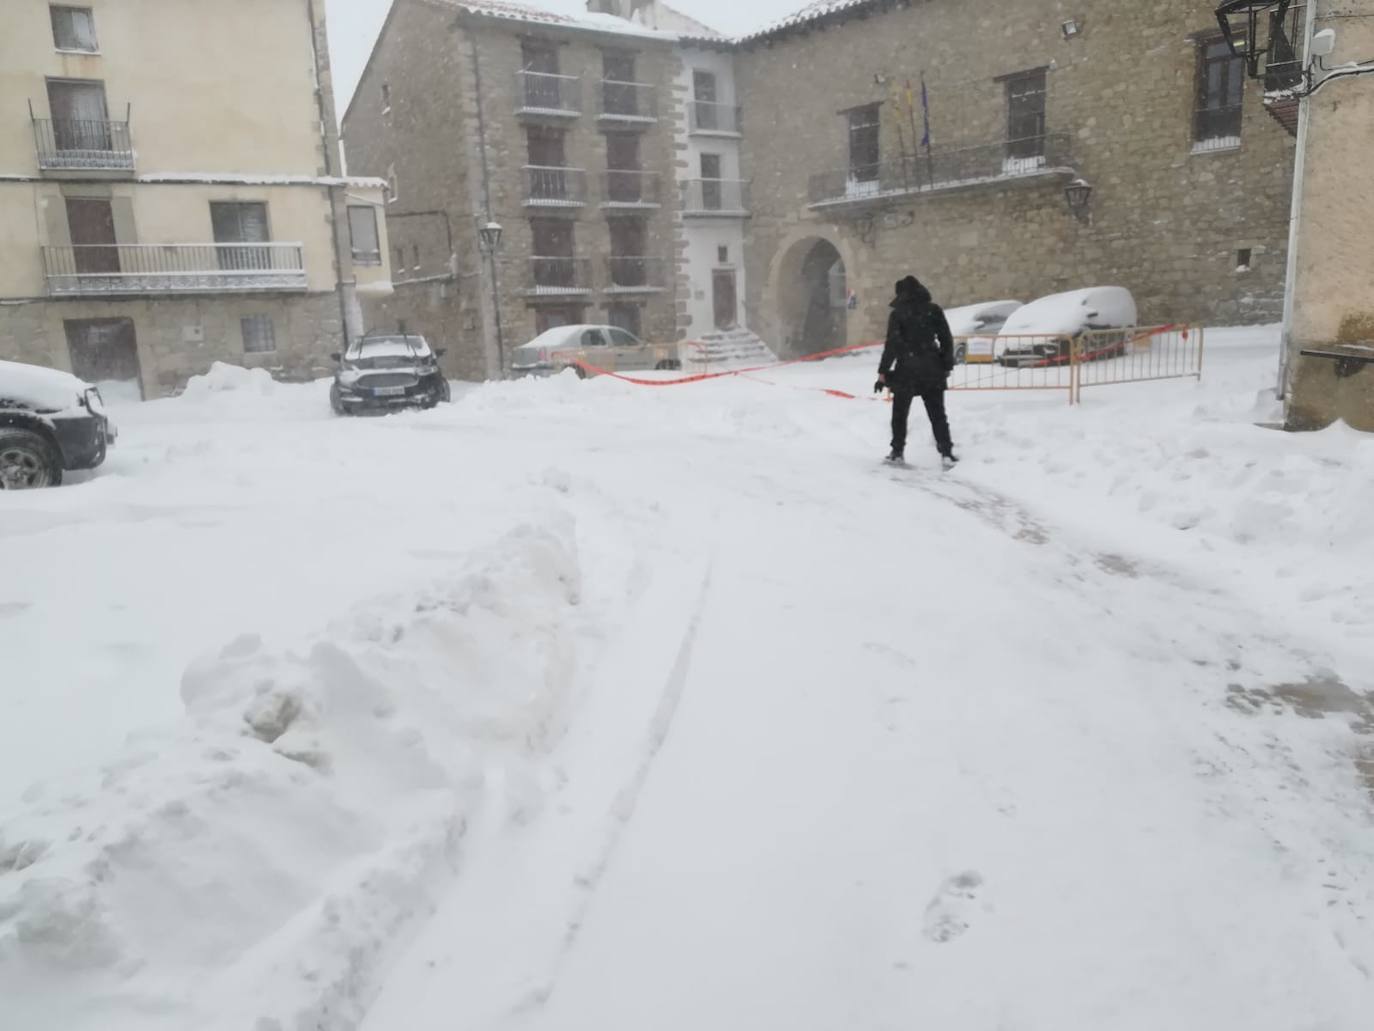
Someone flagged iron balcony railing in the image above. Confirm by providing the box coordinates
[32,117,134,171]
[597,80,658,122]
[523,165,588,207]
[523,256,593,297]
[688,100,743,135]
[680,178,751,216]
[602,169,662,207]
[606,256,669,292]
[42,243,307,296]
[808,131,1073,205]
[516,70,582,116]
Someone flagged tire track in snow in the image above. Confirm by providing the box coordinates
[511,561,715,1019]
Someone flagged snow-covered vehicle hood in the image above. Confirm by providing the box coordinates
[945,300,1023,337]
[0,359,104,419]
[997,287,1138,339]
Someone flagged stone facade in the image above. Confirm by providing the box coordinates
[734,0,1297,355]
[343,0,687,381]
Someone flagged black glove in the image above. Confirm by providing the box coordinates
[874,378,886,395]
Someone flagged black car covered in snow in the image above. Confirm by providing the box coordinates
[0,360,116,489]
[330,334,451,415]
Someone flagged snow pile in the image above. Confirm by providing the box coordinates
[0,522,584,1031]
[179,362,279,400]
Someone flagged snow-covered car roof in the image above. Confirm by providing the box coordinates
[344,335,434,360]
[0,359,93,413]
[944,300,1023,337]
[517,325,628,351]
[997,287,1138,338]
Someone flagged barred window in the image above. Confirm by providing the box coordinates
[51,6,97,52]
[240,314,277,354]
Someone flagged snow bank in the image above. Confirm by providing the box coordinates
[0,359,89,413]
[0,522,583,1031]
[179,362,278,400]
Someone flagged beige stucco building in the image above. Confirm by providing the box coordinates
[1274,0,1374,431]
[0,0,391,399]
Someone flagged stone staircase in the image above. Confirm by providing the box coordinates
[682,327,778,369]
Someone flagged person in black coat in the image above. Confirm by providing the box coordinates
[875,276,957,465]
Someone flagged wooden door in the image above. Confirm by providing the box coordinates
[65,318,143,400]
[65,198,119,274]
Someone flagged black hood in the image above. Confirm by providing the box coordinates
[891,275,932,308]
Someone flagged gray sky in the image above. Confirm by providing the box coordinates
[325,0,808,111]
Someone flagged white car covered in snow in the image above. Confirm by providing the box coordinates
[997,287,1139,367]
[945,300,1024,364]
[510,325,681,378]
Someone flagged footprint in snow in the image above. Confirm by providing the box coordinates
[923,870,985,944]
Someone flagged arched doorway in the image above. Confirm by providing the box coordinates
[774,237,847,358]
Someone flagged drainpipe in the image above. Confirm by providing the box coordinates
[469,34,507,378]
[1276,0,1318,400]
[304,0,361,349]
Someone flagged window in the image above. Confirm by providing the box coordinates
[717,245,729,264]
[522,42,561,109]
[210,201,271,270]
[700,153,723,210]
[412,245,420,270]
[396,246,405,270]
[609,218,648,287]
[240,315,277,354]
[535,305,585,335]
[693,69,719,130]
[1004,69,1047,161]
[603,51,638,116]
[847,104,881,183]
[47,79,111,152]
[606,133,642,203]
[531,218,576,289]
[1195,37,1244,146]
[387,164,398,205]
[51,6,97,52]
[348,206,381,264]
[526,125,568,167]
[1236,248,1252,272]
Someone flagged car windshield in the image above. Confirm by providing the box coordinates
[345,337,432,369]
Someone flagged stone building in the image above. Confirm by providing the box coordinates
[1252,0,1374,432]
[735,0,1299,356]
[343,0,699,381]
[0,0,391,400]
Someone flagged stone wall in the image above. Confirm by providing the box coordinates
[1,293,344,397]
[735,0,1297,354]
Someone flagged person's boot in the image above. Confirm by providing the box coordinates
[886,449,905,465]
[941,450,959,470]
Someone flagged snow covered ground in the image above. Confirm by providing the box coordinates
[2,325,1372,1030]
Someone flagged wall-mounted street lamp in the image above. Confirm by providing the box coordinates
[1065,178,1093,223]
[478,221,503,256]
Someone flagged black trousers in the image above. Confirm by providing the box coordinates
[891,389,953,457]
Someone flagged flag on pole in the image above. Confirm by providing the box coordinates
[920,73,931,150]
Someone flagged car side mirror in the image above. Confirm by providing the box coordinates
[330,352,342,362]
[434,348,448,358]
[1085,311,1099,319]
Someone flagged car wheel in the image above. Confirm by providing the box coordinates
[439,380,452,403]
[0,429,62,490]
[654,359,682,371]
[330,385,347,416]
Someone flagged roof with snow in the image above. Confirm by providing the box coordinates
[741,0,907,44]
[418,0,679,40]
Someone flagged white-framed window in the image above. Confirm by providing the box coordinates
[347,205,381,264]
[240,314,277,354]
[51,6,98,52]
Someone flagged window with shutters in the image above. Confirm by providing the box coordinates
[51,6,98,52]
[1004,69,1047,160]
[210,202,271,271]
[240,315,277,354]
[847,104,881,184]
[348,206,381,265]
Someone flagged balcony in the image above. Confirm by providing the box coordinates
[32,118,134,173]
[687,100,743,137]
[516,71,582,119]
[521,256,593,298]
[680,179,751,218]
[808,132,1075,210]
[606,256,669,294]
[597,80,658,125]
[601,169,662,209]
[42,244,307,297]
[523,165,588,209]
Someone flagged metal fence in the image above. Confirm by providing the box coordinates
[680,178,751,215]
[516,71,581,115]
[43,243,307,296]
[602,169,662,207]
[945,325,1204,403]
[809,132,1073,206]
[523,165,587,207]
[688,100,743,135]
[32,118,134,170]
[597,80,658,122]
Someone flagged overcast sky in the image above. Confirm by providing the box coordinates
[325,0,808,110]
